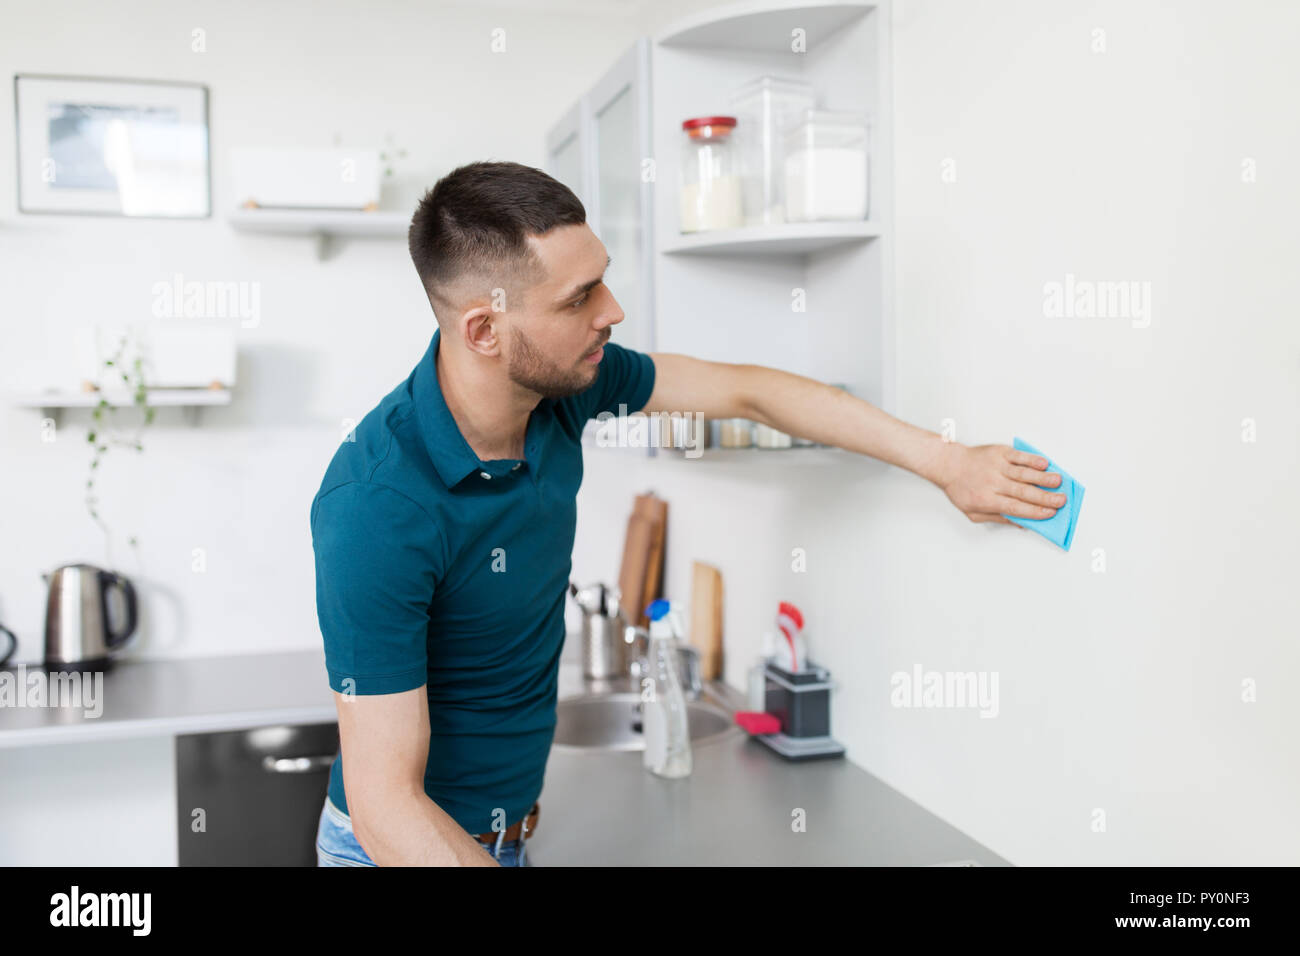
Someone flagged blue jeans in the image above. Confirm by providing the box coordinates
[315,796,532,867]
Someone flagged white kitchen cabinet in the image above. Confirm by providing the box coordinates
[548,0,895,452]
[546,38,655,359]
[544,101,588,208]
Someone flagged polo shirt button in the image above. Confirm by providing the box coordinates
[480,471,491,480]
[512,463,521,470]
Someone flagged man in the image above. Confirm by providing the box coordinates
[310,161,1065,867]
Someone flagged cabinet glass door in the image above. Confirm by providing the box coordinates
[546,101,589,207]
[552,133,584,203]
[546,39,654,453]
[590,39,652,356]
[594,84,639,349]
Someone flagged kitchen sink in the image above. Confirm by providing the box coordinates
[552,691,741,751]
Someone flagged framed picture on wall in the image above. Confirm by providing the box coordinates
[15,74,210,218]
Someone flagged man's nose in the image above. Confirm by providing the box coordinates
[596,286,625,328]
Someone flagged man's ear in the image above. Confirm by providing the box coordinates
[462,305,503,358]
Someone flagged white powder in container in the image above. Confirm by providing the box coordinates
[680,174,744,232]
[784,147,868,221]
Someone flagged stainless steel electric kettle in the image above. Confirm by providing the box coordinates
[42,564,138,669]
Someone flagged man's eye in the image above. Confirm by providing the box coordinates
[571,294,588,308]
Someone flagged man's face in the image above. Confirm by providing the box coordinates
[505,223,623,400]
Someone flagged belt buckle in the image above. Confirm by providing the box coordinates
[488,802,538,860]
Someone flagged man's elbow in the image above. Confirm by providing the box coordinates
[730,362,767,422]
[347,793,383,860]
[347,780,418,861]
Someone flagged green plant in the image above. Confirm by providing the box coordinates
[379,132,407,178]
[86,330,154,563]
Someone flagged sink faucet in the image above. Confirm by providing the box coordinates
[624,623,703,702]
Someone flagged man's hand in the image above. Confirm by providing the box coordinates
[935,443,1066,526]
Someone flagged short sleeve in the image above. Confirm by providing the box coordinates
[311,482,445,695]
[574,341,656,421]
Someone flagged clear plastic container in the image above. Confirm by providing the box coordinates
[659,413,710,451]
[782,109,870,222]
[753,423,793,449]
[679,116,743,233]
[728,76,816,226]
[718,418,754,448]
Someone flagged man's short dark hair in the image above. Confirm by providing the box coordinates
[408,161,586,323]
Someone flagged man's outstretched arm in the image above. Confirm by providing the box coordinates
[643,352,1066,525]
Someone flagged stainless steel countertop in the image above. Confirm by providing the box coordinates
[532,660,1010,866]
[0,649,1009,865]
[0,650,335,748]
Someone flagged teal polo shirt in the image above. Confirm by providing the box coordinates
[310,327,655,837]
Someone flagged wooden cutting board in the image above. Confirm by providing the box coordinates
[690,562,723,680]
[618,493,667,628]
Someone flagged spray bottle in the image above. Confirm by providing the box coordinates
[642,599,692,778]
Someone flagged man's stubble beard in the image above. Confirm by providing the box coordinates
[508,325,603,400]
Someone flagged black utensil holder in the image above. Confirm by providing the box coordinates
[764,661,833,738]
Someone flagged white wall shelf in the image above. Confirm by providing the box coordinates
[10,387,232,426]
[657,0,875,51]
[662,220,881,256]
[656,444,889,470]
[651,0,896,419]
[227,207,408,260]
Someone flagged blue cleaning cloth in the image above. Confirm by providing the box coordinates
[1003,438,1085,551]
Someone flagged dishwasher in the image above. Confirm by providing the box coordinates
[176,722,339,866]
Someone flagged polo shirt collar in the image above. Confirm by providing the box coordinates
[413,328,490,489]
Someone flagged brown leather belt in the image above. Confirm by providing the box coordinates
[474,802,539,844]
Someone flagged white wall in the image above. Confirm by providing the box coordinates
[878,0,1300,864]
[574,0,1300,865]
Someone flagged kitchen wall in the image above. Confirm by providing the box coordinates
[573,0,1300,866]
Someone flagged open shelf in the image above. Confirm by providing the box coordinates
[657,0,875,52]
[228,207,408,259]
[662,220,880,256]
[227,207,407,236]
[10,387,232,426]
[656,443,888,469]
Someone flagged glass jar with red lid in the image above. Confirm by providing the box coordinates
[679,115,743,233]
